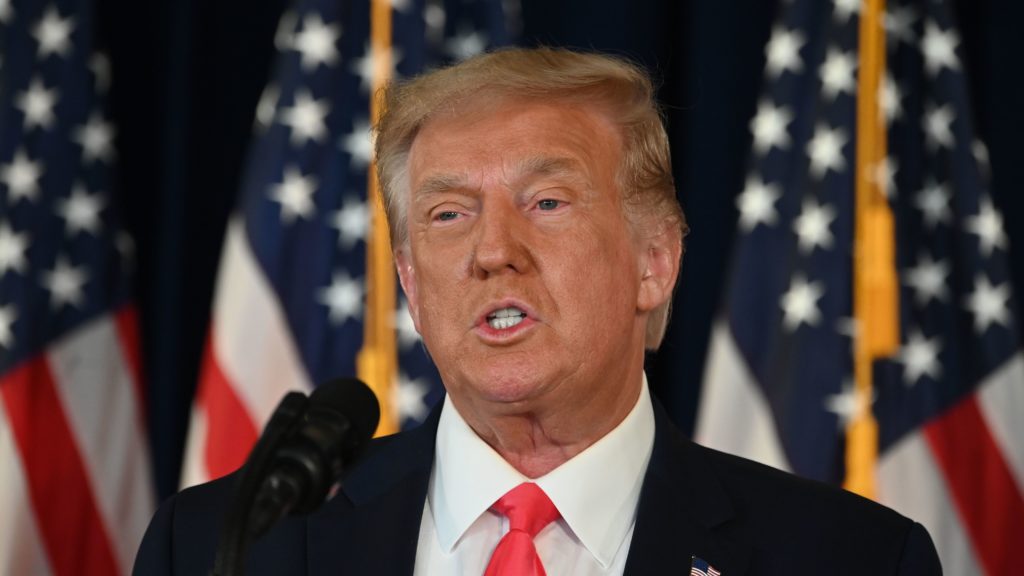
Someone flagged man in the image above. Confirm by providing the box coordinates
[134,48,942,575]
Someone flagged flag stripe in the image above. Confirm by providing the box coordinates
[878,431,981,576]
[46,315,155,574]
[0,411,54,576]
[114,305,146,408]
[975,353,1024,493]
[0,358,120,576]
[924,394,1024,576]
[197,338,259,479]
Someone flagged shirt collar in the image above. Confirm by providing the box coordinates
[430,374,656,568]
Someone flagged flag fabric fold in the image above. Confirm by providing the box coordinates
[182,0,514,488]
[0,1,154,574]
[697,0,1023,573]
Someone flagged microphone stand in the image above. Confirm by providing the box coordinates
[210,391,308,576]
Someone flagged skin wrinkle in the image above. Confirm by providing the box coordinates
[395,95,681,478]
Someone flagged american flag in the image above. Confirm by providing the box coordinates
[696,0,1023,574]
[180,0,515,488]
[0,1,154,575]
[690,556,722,576]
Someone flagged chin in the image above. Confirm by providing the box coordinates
[458,357,554,405]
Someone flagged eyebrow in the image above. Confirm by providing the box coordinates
[413,155,586,198]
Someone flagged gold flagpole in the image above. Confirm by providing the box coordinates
[846,0,897,499]
[357,0,398,436]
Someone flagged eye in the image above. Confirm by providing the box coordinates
[436,210,460,221]
[537,199,561,211]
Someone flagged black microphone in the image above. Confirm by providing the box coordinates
[212,378,380,576]
[247,378,380,537]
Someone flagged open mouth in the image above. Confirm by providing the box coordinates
[486,307,527,330]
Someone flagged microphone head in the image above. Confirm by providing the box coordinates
[307,377,380,456]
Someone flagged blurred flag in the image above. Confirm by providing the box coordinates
[180,0,516,488]
[0,1,154,575]
[696,0,1023,573]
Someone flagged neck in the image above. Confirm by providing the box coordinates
[454,373,644,478]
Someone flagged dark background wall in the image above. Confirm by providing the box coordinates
[94,0,1024,499]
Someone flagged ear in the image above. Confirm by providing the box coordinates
[395,248,422,332]
[636,226,682,313]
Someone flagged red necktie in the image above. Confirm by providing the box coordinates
[483,483,561,576]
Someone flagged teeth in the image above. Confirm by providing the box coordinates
[487,307,526,330]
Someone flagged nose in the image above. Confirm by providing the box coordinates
[471,198,532,279]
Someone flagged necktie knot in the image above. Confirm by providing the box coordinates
[491,482,560,537]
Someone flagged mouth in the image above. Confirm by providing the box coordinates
[485,306,528,330]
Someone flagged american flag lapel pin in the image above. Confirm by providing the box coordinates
[690,555,722,576]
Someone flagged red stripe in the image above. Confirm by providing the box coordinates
[924,394,1024,576]
[113,304,146,419]
[198,333,259,479]
[0,357,121,576]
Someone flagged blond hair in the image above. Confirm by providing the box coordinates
[375,47,687,349]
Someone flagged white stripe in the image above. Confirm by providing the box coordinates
[695,321,791,472]
[878,431,980,576]
[47,315,155,576]
[179,403,209,488]
[975,351,1024,494]
[212,218,311,421]
[179,217,312,488]
[0,403,54,576]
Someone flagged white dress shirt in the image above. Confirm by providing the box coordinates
[413,376,656,575]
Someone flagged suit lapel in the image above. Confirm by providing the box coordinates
[624,399,751,576]
[305,405,440,576]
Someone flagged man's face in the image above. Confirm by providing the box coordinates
[397,97,671,422]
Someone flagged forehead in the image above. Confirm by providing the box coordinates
[406,96,623,190]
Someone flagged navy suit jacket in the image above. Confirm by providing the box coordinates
[134,398,942,575]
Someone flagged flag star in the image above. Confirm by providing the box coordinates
[780,275,825,331]
[293,13,341,71]
[914,180,951,228]
[269,166,318,223]
[736,176,781,232]
[352,44,402,92]
[424,2,446,34]
[793,198,836,253]
[330,197,368,249]
[394,372,430,422]
[341,118,374,167]
[819,48,857,100]
[750,100,793,154]
[281,89,330,146]
[965,196,1008,256]
[868,156,898,198]
[394,298,421,350]
[806,124,848,179]
[0,303,15,348]
[0,0,12,24]
[972,139,991,177]
[73,113,116,164]
[33,7,75,59]
[832,0,862,23]
[0,223,30,276]
[921,20,960,76]
[879,73,903,125]
[255,84,279,131]
[884,6,917,44]
[965,274,1011,334]
[41,256,88,309]
[89,53,111,93]
[923,103,955,150]
[446,29,488,61]
[57,186,105,236]
[764,26,805,78]
[824,379,873,430]
[317,271,364,324]
[903,254,950,306]
[897,330,943,387]
[15,77,59,130]
[274,10,299,51]
[1,149,44,202]
[388,0,412,12]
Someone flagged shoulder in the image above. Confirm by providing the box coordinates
[691,442,941,574]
